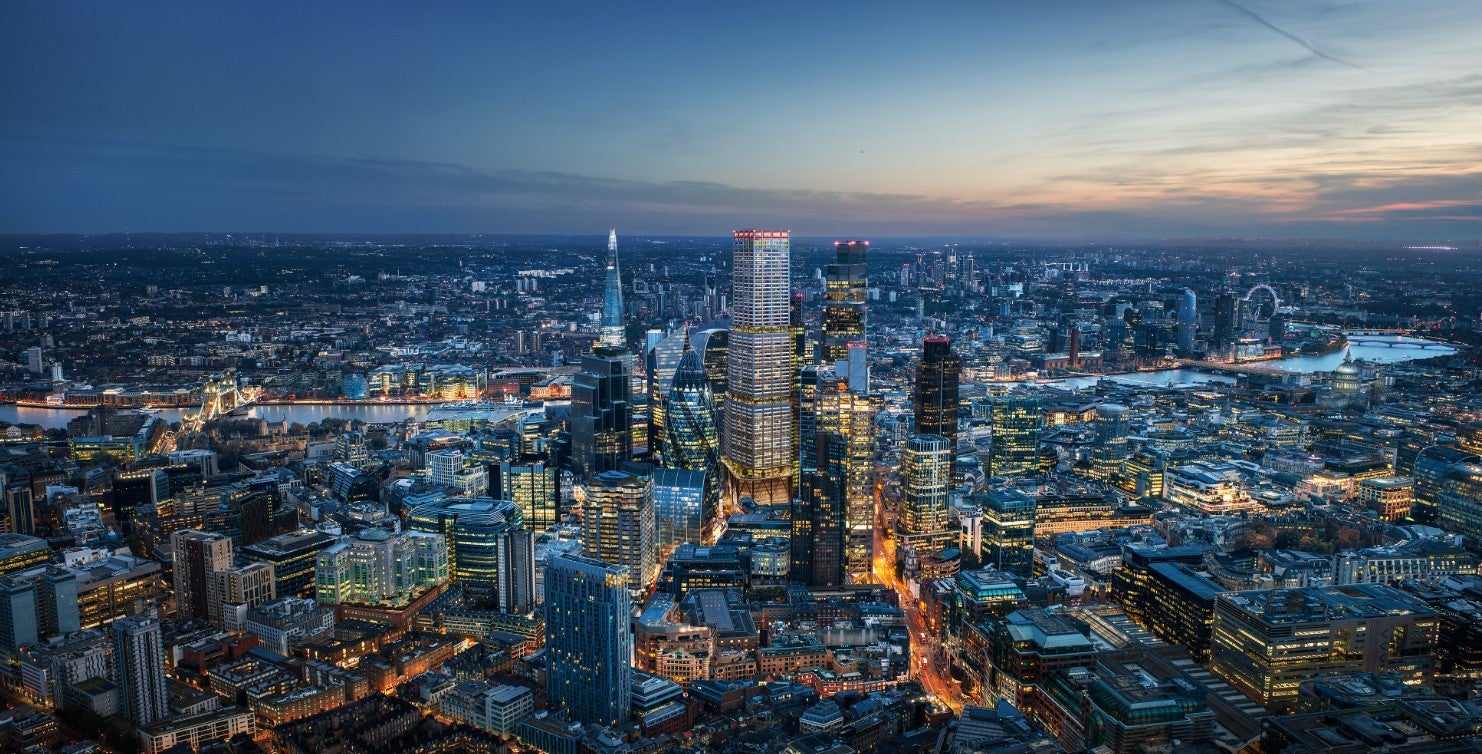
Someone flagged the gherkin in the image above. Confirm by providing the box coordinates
[662,349,721,539]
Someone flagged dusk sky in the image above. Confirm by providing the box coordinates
[2,1,1480,239]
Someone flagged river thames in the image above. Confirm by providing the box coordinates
[0,335,1457,429]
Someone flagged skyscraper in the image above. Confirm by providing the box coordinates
[914,335,961,454]
[899,434,955,554]
[571,230,633,479]
[981,489,1037,578]
[791,431,847,587]
[544,553,633,727]
[646,328,689,465]
[661,349,721,531]
[497,456,561,533]
[987,394,1043,478]
[724,230,795,506]
[581,470,656,594]
[4,484,34,537]
[1091,403,1131,482]
[1212,291,1239,352]
[171,529,233,622]
[571,353,632,480]
[821,240,868,363]
[497,527,537,614]
[1177,289,1197,353]
[798,366,877,581]
[599,228,624,351]
[112,615,170,725]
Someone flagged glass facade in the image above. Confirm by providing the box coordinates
[982,489,1037,578]
[652,468,708,557]
[407,497,525,593]
[662,349,722,536]
[914,335,961,448]
[900,434,954,552]
[570,352,632,480]
[820,240,867,363]
[988,394,1043,478]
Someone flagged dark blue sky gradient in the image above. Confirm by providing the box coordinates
[2,1,1479,239]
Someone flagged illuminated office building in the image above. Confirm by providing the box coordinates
[652,468,708,557]
[407,497,527,595]
[914,336,961,453]
[0,534,49,577]
[570,353,632,480]
[1210,584,1439,712]
[900,434,955,554]
[1413,446,1482,537]
[798,366,877,581]
[496,456,561,533]
[1090,403,1131,483]
[581,470,656,594]
[544,553,632,727]
[242,530,336,600]
[172,529,233,622]
[314,528,449,606]
[723,230,795,506]
[820,240,868,363]
[661,350,721,534]
[791,431,847,587]
[988,393,1043,478]
[981,489,1036,578]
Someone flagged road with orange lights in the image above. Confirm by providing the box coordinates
[873,483,966,713]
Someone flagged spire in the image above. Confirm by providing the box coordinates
[599,228,625,351]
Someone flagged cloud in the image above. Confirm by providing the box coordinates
[1211,0,1373,73]
[1,131,1477,240]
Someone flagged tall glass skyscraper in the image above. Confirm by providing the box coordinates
[821,240,868,362]
[544,553,632,727]
[662,350,721,534]
[646,328,689,465]
[497,456,561,533]
[1177,289,1198,353]
[914,335,961,456]
[571,229,633,480]
[900,434,955,554]
[581,470,656,594]
[981,489,1037,578]
[791,431,847,586]
[599,228,625,350]
[799,366,877,581]
[724,230,795,506]
[988,393,1043,478]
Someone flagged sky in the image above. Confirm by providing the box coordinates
[1,1,1480,240]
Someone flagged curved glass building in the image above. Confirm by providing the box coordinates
[407,497,526,592]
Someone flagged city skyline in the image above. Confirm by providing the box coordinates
[2,2,1479,239]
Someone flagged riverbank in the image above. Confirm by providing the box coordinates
[255,398,454,406]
